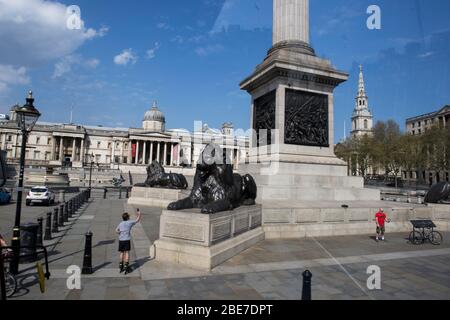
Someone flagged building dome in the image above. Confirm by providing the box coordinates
[144,101,165,123]
[143,101,165,132]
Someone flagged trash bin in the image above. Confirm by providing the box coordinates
[19,223,39,263]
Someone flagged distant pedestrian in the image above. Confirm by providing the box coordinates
[375,208,390,241]
[116,209,141,274]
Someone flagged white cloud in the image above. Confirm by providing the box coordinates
[156,22,170,30]
[85,58,100,68]
[195,44,224,56]
[146,43,161,59]
[114,49,138,66]
[0,64,30,92]
[0,0,108,67]
[52,55,100,79]
[418,51,435,59]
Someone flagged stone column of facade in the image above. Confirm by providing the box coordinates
[80,139,84,164]
[170,143,174,166]
[176,144,180,166]
[149,142,153,163]
[50,136,55,160]
[128,141,133,164]
[59,136,64,161]
[13,134,18,158]
[156,142,160,163]
[142,141,147,165]
[273,0,309,45]
[163,142,168,166]
[135,140,140,164]
[71,138,76,161]
[1,134,5,150]
[111,139,116,164]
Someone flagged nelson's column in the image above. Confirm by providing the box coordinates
[239,0,380,238]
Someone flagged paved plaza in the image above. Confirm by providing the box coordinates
[1,196,449,300]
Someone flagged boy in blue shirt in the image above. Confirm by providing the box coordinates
[116,208,141,274]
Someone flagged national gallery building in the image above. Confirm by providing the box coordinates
[0,100,248,174]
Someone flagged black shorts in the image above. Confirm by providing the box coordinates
[118,240,131,252]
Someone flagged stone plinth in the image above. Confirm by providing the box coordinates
[128,186,187,208]
[154,205,264,270]
[260,201,450,238]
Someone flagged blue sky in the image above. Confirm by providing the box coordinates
[0,0,449,142]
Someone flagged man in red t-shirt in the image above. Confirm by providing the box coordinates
[375,208,390,241]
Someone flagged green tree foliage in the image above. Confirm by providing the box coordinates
[336,119,449,185]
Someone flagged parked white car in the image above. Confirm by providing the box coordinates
[26,186,56,206]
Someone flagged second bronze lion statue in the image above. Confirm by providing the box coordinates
[135,161,188,190]
[167,143,257,214]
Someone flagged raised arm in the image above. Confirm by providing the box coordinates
[135,208,142,223]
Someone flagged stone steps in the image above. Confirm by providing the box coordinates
[254,174,363,188]
[240,162,348,177]
[257,185,380,202]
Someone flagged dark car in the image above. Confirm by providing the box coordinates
[0,188,11,205]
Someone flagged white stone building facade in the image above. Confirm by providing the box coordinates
[0,101,249,175]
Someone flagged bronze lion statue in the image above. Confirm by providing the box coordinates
[135,160,188,190]
[168,143,257,214]
[425,182,450,204]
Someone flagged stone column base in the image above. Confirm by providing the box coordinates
[154,205,264,270]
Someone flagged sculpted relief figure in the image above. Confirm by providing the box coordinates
[135,160,188,190]
[168,143,257,214]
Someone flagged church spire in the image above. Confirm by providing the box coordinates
[351,64,373,138]
[358,64,366,97]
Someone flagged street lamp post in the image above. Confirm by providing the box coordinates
[88,153,94,199]
[10,91,41,275]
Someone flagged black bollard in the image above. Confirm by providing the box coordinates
[126,187,129,199]
[81,232,93,274]
[52,208,59,233]
[44,212,52,241]
[58,204,64,226]
[63,202,69,222]
[36,217,43,246]
[301,270,312,301]
[103,187,107,199]
[119,187,122,199]
[68,199,73,217]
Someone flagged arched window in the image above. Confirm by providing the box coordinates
[364,119,368,129]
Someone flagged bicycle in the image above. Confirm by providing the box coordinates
[2,251,17,298]
[409,227,443,245]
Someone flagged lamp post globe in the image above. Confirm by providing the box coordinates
[10,91,41,275]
